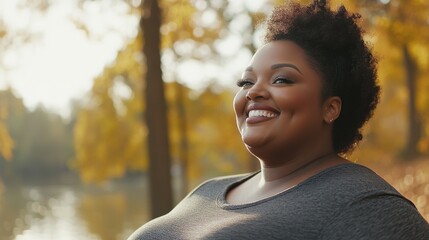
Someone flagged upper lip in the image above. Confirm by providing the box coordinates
[246,103,280,117]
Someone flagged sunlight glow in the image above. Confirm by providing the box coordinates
[0,1,138,117]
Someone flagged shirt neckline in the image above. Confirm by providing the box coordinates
[216,163,358,210]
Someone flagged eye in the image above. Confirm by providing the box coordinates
[236,79,254,87]
[273,77,294,84]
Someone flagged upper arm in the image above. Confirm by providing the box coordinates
[320,194,429,240]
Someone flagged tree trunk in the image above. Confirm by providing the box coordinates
[402,44,421,158]
[175,82,190,197]
[141,0,173,218]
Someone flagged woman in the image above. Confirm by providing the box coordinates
[129,0,429,239]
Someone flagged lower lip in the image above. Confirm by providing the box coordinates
[246,116,277,124]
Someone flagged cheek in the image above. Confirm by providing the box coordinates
[277,90,321,115]
[233,90,246,117]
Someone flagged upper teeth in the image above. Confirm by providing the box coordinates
[248,110,277,118]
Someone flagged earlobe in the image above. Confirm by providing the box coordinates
[323,96,342,124]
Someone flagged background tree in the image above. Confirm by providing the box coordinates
[0,88,74,184]
[0,92,13,161]
[73,37,146,183]
[141,0,174,218]
[0,0,54,177]
[354,0,429,158]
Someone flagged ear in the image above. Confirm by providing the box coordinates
[323,96,342,124]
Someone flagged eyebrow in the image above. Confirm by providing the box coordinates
[271,63,302,74]
[244,63,302,74]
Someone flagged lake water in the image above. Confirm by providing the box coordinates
[0,178,150,240]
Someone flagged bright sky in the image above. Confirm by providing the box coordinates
[0,0,139,117]
[0,0,267,118]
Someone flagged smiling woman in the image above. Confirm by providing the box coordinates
[233,41,332,162]
[128,0,429,239]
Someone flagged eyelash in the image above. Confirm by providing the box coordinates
[236,77,294,87]
[273,77,294,84]
[236,79,253,87]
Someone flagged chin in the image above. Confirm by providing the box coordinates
[242,137,268,151]
[242,134,261,146]
[241,129,272,146]
[244,144,268,162]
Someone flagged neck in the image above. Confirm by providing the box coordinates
[258,151,337,183]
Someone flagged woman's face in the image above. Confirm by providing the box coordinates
[233,40,328,159]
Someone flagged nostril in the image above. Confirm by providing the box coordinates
[246,85,269,100]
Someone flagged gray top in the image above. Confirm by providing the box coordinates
[128,163,429,240]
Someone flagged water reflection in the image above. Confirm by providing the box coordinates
[0,178,149,240]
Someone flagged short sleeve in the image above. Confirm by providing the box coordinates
[320,193,429,240]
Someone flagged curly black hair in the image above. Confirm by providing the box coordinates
[264,0,380,154]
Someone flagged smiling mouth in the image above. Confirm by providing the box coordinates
[248,110,278,118]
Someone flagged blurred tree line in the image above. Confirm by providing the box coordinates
[0,88,74,184]
[1,0,428,219]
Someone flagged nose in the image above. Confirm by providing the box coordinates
[246,82,269,100]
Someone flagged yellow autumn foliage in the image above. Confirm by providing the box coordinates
[0,90,13,161]
[73,38,146,183]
